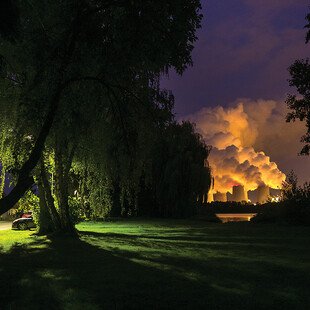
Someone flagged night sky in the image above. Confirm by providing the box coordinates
[162,0,309,116]
[162,0,310,184]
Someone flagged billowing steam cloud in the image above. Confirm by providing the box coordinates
[209,145,285,193]
[187,99,294,193]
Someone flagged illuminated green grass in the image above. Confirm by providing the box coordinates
[0,220,309,309]
[0,229,47,251]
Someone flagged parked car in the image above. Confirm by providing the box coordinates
[12,212,36,230]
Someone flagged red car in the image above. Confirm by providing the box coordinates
[12,212,36,230]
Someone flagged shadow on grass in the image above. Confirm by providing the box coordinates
[0,234,216,310]
[0,225,309,310]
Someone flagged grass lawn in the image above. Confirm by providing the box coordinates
[0,220,309,309]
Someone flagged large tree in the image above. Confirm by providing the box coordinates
[138,121,212,218]
[286,12,310,155]
[0,1,203,231]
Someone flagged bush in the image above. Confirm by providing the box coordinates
[68,196,83,224]
[251,201,310,226]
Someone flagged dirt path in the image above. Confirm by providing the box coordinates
[0,221,11,231]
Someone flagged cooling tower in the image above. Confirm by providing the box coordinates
[257,185,270,204]
[232,185,248,202]
[213,192,227,202]
[207,191,214,203]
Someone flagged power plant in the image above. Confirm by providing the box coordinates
[256,185,270,204]
[232,185,248,202]
[208,184,275,203]
[213,192,227,202]
[207,191,214,203]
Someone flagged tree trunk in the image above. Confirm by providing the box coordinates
[37,179,54,235]
[40,159,62,232]
[111,180,122,217]
[54,139,76,234]
[0,86,64,216]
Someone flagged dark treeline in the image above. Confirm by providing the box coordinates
[138,122,211,218]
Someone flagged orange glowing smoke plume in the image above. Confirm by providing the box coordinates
[187,100,286,193]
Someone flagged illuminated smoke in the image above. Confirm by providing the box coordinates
[187,100,288,193]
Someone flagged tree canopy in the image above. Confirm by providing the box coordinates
[0,1,210,232]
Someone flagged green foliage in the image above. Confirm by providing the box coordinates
[88,182,113,219]
[75,169,113,220]
[0,1,204,226]
[70,117,212,220]
[17,190,39,224]
[68,196,83,224]
[0,0,203,137]
[18,190,39,213]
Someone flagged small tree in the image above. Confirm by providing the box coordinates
[286,11,310,155]
[282,170,298,201]
[283,170,310,204]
